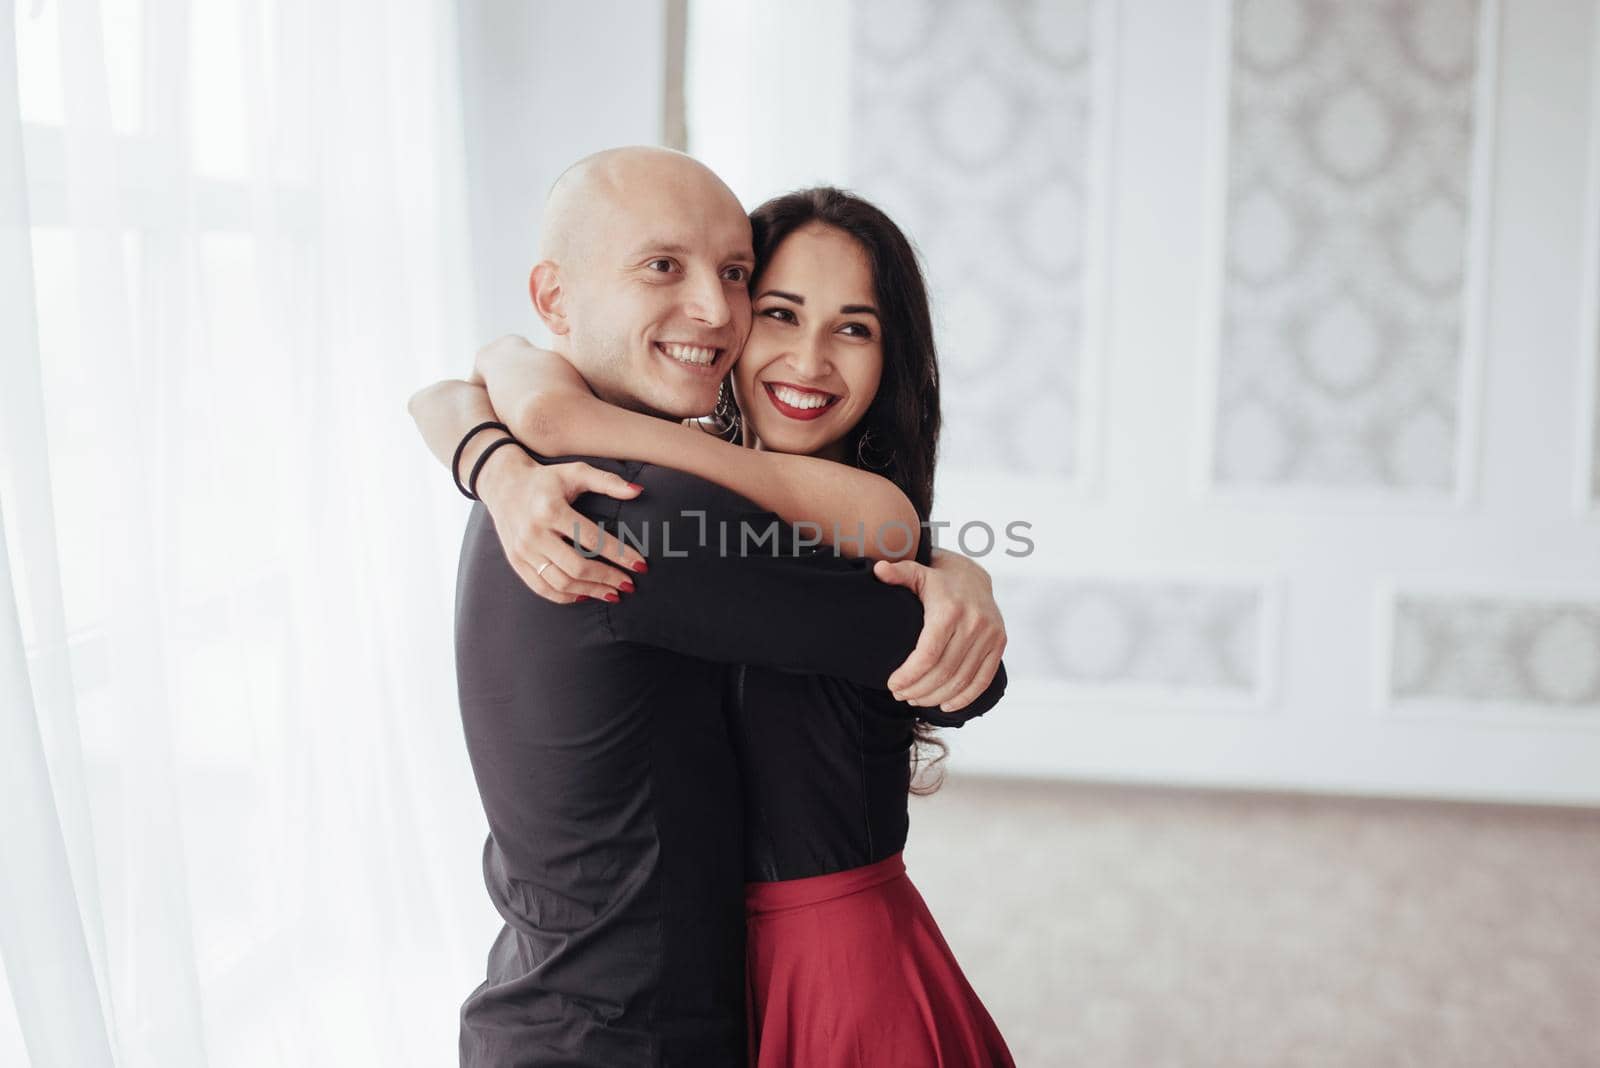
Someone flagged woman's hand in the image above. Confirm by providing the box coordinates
[872,548,1007,713]
[473,445,649,604]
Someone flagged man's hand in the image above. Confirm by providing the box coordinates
[872,548,1007,713]
[474,446,648,604]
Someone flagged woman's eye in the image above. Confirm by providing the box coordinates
[647,258,676,273]
[759,307,796,323]
[722,265,749,283]
[840,322,874,339]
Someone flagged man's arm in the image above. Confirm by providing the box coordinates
[598,465,1006,715]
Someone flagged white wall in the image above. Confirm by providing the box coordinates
[455,0,1600,805]
[687,0,1600,805]
[455,0,668,340]
[685,0,852,208]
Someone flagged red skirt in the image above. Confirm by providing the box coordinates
[745,853,1015,1068]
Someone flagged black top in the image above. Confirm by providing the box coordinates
[453,458,1004,1067]
[730,536,1006,883]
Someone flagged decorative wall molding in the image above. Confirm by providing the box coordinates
[994,573,1280,710]
[1376,584,1600,726]
[849,0,1113,485]
[1199,0,1499,503]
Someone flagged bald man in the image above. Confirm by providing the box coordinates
[412,149,976,1066]
[528,147,753,421]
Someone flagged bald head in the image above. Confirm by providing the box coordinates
[540,146,743,266]
[526,146,755,420]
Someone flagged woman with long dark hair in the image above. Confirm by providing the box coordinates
[415,187,1014,1064]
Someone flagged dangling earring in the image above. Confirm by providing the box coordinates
[712,380,742,441]
[856,425,895,470]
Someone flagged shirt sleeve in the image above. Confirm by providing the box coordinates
[594,462,1002,717]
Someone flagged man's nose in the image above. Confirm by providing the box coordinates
[682,271,732,329]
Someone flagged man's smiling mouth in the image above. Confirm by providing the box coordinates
[656,341,722,368]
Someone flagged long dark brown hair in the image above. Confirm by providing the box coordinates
[720,187,950,792]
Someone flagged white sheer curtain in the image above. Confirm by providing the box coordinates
[1,1,493,1064]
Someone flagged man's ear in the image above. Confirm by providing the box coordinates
[529,261,570,336]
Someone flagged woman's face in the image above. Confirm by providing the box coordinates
[732,223,884,459]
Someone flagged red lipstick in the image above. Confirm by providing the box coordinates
[763,382,839,422]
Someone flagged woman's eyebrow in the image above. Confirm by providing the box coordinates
[756,289,804,304]
[841,304,879,318]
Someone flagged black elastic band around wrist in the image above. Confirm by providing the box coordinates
[451,420,510,499]
[466,436,523,501]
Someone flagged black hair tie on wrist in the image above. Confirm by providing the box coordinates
[466,437,524,501]
[452,420,510,499]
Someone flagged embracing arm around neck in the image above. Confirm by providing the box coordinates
[477,335,921,561]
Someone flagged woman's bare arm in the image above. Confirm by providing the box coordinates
[477,335,921,561]
[431,338,1001,709]
[407,377,506,475]
[405,378,647,601]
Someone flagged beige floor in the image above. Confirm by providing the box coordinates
[903,774,1600,1067]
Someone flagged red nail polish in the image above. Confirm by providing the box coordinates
[604,592,620,603]
[631,560,649,573]
[619,580,635,594]
[627,482,644,492]
[575,595,589,602]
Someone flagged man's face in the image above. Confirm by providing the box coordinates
[561,175,754,419]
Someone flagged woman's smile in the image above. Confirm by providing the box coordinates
[763,381,841,421]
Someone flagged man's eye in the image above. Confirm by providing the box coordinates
[647,259,676,273]
[722,265,749,283]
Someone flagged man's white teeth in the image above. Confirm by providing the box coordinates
[772,385,834,410]
[660,342,717,366]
